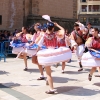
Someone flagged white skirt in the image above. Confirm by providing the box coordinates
[12,47,25,54]
[81,52,100,67]
[37,47,72,66]
[26,49,37,57]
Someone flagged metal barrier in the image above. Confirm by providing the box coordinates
[3,41,13,55]
[0,41,13,62]
[0,42,6,62]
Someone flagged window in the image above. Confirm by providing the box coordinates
[81,0,86,2]
[81,5,87,12]
[0,15,2,25]
[80,17,87,25]
[88,18,100,25]
[89,5,100,12]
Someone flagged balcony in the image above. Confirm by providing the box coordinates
[80,5,100,14]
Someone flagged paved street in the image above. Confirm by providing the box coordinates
[0,54,100,100]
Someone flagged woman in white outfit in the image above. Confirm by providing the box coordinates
[81,28,100,81]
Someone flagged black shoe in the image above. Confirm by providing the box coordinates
[88,74,92,81]
[61,71,64,74]
[24,68,28,71]
[37,77,45,80]
[45,90,55,94]
[78,68,83,72]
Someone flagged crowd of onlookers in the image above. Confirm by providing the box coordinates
[0,30,11,42]
[0,27,35,42]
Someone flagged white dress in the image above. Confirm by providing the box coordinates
[37,34,72,66]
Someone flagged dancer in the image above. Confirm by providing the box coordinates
[81,28,100,81]
[36,22,72,94]
[11,26,31,71]
[70,23,85,71]
[30,23,45,80]
[57,32,70,73]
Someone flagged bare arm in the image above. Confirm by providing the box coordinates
[35,32,44,44]
[65,36,70,47]
[85,37,93,48]
[54,23,65,36]
[16,32,23,37]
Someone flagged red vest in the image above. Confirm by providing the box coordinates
[44,32,57,47]
[72,30,83,40]
[92,37,100,50]
[21,33,28,43]
[57,36,66,47]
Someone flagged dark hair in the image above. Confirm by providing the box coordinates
[47,22,54,31]
[74,23,79,27]
[93,27,99,33]
[34,23,41,30]
[87,22,92,25]
[41,24,47,32]
[22,26,29,32]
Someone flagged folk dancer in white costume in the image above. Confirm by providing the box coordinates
[29,23,45,80]
[70,23,85,71]
[11,27,32,71]
[36,22,72,94]
[81,28,100,81]
[57,32,70,73]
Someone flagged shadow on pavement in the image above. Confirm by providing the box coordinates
[56,86,79,93]
[64,71,87,75]
[56,86,100,96]
[1,82,21,88]
[67,65,78,68]
[53,76,77,83]
[25,68,41,73]
[26,68,55,73]
[93,83,100,87]
[0,70,9,75]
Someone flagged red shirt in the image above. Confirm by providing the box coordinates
[44,32,57,47]
[21,33,28,43]
[92,37,100,50]
[57,36,66,47]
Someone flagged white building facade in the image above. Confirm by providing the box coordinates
[77,0,100,27]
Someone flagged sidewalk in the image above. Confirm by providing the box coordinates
[0,54,100,100]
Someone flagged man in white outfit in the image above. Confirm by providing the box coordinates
[70,23,85,71]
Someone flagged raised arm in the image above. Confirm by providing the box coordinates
[54,22,65,36]
[16,32,23,37]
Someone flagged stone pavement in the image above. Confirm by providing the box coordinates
[0,54,100,100]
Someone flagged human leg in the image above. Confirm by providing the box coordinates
[88,67,96,81]
[45,66,55,94]
[76,44,85,71]
[95,67,100,77]
[18,53,28,71]
[62,62,66,73]
[78,62,83,71]
[32,55,44,80]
